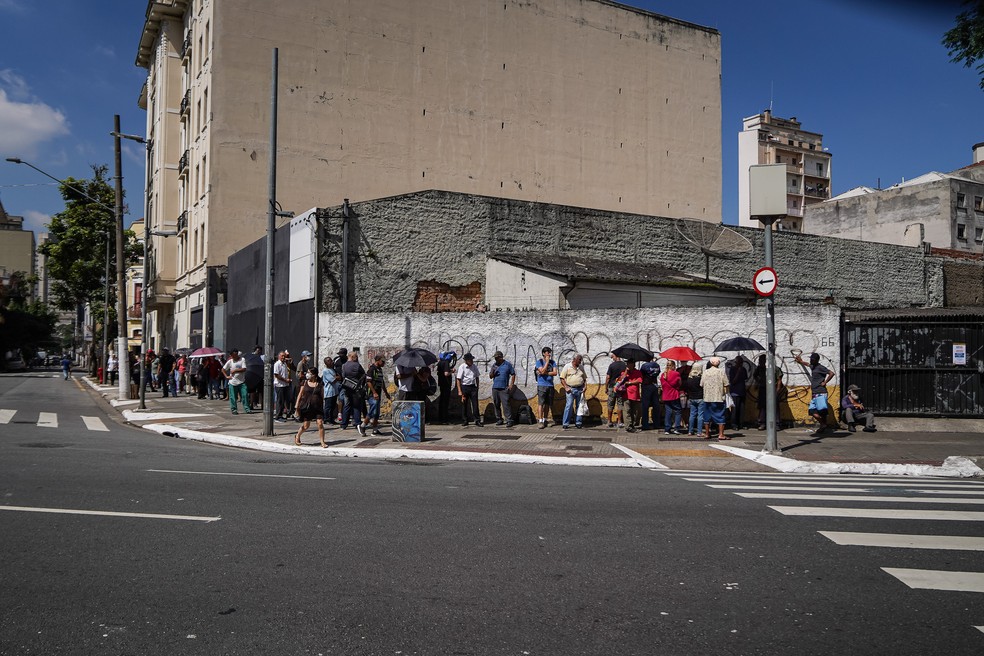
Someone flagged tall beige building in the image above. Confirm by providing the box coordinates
[737,110,832,231]
[0,200,35,302]
[136,0,722,349]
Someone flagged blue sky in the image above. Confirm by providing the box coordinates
[1,0,981,236]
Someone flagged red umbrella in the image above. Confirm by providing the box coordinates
[659,346,701,362]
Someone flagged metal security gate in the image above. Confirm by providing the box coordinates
[842,311,984,417]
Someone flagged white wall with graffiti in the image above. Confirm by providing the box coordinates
[318,304,841,422]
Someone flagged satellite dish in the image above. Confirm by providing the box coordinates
[674,218,754,281]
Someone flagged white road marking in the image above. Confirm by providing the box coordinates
[0,505,220,522]
[976,626,984,634]
[148,469,336,481]
[37,412,57,428]
[710,484,876,492]
[667,472,945,481]
[769,506,984,521]
[882,568,984,593]
[912,489,984,496]
[0,409,15,424]
[685,477,984,488]
[738,492,984,505]
[81,416,109,432]
[819,531,984,551]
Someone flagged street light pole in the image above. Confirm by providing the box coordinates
[112,115,130,401]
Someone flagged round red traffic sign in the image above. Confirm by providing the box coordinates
[753,266,778,297]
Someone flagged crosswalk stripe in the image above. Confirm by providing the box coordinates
[769,506,984,521]
[710,484,877,492]
[0,409,15,424]
[912,489,984,496]
[81,416,109,432]
[666,472,948,481]
[686,478,984,488]
[819,531,984,551]
[37,412,57,428]
[882,568,984,593]
[738,492,984,505]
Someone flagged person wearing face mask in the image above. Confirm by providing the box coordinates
[294,369,327,447]
[841,384,876,433]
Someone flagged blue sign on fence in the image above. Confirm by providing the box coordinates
[392,400,425,442]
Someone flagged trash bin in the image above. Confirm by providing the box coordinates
[391,400,425,442]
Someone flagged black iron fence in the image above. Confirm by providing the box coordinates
[842,312,984,417]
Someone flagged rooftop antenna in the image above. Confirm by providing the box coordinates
[769,81,774,112]
[674,218,754,282]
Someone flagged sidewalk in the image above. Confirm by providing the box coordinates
[84,377,984,477]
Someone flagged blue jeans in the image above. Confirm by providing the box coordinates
[563,387,584,427]
[664,399,682,431]
[688,399,705,435]
[640,384,660,429]
[323,394,338,424]
[366,396,380,422]
[341,392,362,428]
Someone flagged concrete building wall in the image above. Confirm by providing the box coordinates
[318,190,941,314]
[317,304,842,423]
[485,259,567,311]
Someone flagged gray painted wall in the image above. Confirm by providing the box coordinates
[318,190,944,313]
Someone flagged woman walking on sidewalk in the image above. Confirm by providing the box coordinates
[294,370,327,448]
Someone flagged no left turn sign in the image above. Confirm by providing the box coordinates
[753,266,777,297]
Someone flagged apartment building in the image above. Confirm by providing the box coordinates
[737,110,832,231]
[0,200,35,301]
[135,0,722,350]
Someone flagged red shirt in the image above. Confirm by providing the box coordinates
[624,369,643,401]
[660,370,682,401]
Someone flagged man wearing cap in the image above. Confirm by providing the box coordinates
[700,357,729,440]
[841,383,876,433]
[534,347,558,429]
[222,348,252,414]
[456,353,482,427]
[489,351,516,427]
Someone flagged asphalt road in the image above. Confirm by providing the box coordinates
[1,373,982,655]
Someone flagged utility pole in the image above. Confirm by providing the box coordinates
[262,49,279,437]
[113,115,130,401]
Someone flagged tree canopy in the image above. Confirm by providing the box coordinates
[37,165,140,312]
[943,0,984,91]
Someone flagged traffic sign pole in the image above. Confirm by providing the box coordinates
[763,221,778,454]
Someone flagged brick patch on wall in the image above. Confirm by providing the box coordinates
[413,280,483,313]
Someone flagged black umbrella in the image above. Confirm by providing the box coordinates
[611,342,654,361]
[714,336,765,352]
[394,348,438,369]
[244,353,265,393]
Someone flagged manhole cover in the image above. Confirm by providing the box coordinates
[460,434,520,440]
[19,442,71,448]
[565,445,593,451]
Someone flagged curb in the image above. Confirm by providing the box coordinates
[711,443,984,478]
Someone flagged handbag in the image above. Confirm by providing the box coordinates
[341,376,361,392]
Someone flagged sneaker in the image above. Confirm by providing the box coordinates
[356,424,366,436]
[495,420,505,426]
[670,429,681,435]
[563,425,570,430]
[475,422,484,427]
[538,422,546,430]
[626,427,636,433]
[863,426,877,432]
[608,422,616,428]
[275,418,286,423]
[618,423,625,428]
[462,421,470,427]
[575,424,583,429]
[847,425,856,433]
[505,421,515,428]
[232,410,239,415]
[371,429,382,436]
[664,430,671,435]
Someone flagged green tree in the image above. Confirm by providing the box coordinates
[37,165,141,313]
[943,0,984,91]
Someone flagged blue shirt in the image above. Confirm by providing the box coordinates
[535,359,556,387]
[490,360,515,389]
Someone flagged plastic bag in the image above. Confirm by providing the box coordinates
[725,394,735,410]
[577,394,589,417]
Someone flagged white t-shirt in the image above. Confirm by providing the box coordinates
[273,359,289,387]
[223,357,247,386]
[456,362,480,386]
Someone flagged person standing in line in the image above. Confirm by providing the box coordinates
[620,359,644,433]
[176,354,188,394]
[282,351,296,419]
[321,356,339,425]
[273,351,291,422]
[293,369,327,448]
[359,354,391,436]
[333,348,348,421]
[753,354,784,430]
[794,351,835,434]
[639,355,661,431]
[677,360,692,432]
[660,360,684,435]
[605,354,627,428]
[727,355,749,431]
[456,352,482,427]
[61,353,72,380]
[157,347,175,398]
[192,356,207,399]
[206,355,222,399]
[142,351,156,392]
[340,351,367,430]
[685,362,705,436]
[223,348,251,415]
[534,347,558,429]
[489,350,516,427]
[249,346,266,410]
[107,352,118,385]
[701,357,729,440]
[559,353,587,430]
[435,351,456,424]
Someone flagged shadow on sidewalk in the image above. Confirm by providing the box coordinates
[779,429,852,453]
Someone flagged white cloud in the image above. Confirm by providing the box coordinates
[22,209,50,234]
[0,0,28,13]
[0,71,70,156]
[93,44,116,58]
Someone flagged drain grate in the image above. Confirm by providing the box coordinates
[565,445,593,451]
[460,434,521,440]
[553,436,612,442]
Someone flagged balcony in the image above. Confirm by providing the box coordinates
[804,183,830,199]
[180,89,190,115]
[181,35,192,60]
[128,303,142,319]
[804,169,830,180]
[786,205,804,217]
[177,211,188,233]
[178,150,189,175]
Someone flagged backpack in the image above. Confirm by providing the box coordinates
[517,404,536,425]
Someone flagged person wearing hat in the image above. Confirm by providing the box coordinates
[489,350,516,427]
[456,353,482,427]
[700,357,729,440]
[841,384,876,433]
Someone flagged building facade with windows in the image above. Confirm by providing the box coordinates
[134,0,722,350]
[0,200,35,302]
[737,110,832,231]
